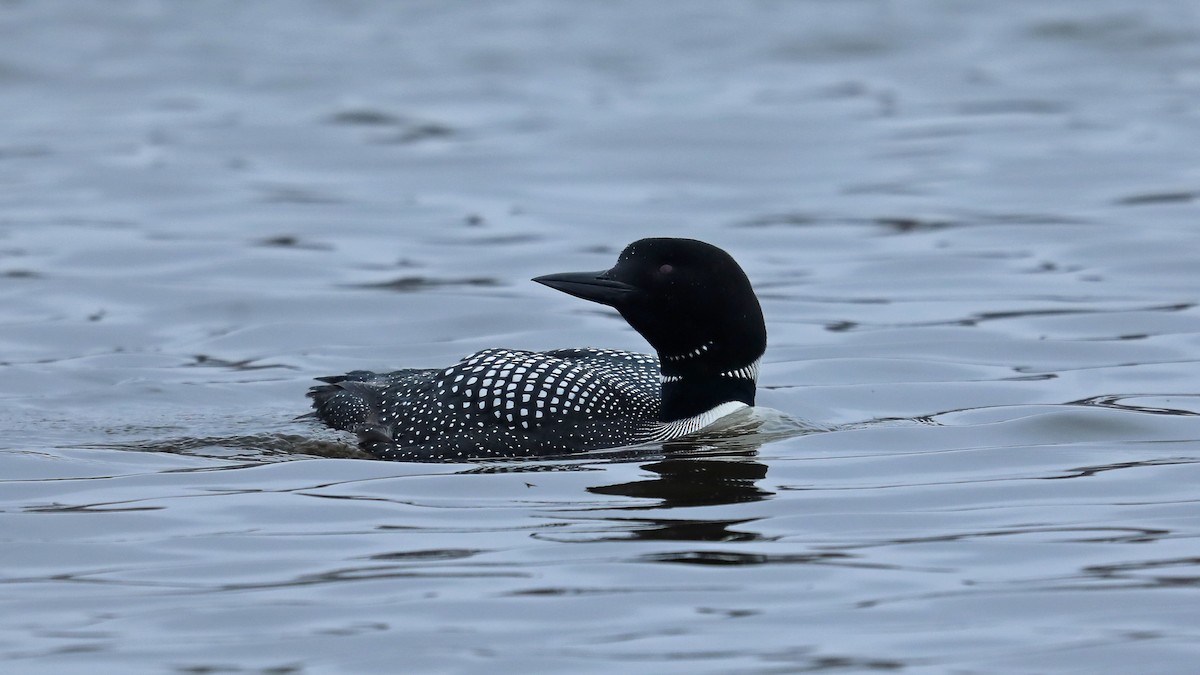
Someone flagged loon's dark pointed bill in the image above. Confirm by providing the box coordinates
[532,271,636,307]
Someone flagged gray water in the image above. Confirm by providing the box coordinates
[4,1,1200,673]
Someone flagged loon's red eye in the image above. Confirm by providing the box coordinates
[658,263,674,275]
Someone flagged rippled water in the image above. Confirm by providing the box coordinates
[4,1,1200,672]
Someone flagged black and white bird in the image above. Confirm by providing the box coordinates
[307,237,766,460]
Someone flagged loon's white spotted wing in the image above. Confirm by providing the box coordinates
[310,347,663,460]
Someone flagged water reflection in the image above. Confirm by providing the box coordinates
[1082,557,1200,589]
[588,454,772,508]
[575,438,775,543]
[639,550,883,568]
[1068,394,1200,417]
[599,517,765,543]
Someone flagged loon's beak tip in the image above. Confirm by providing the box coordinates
[532,270,635,307]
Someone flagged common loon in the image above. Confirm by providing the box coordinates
[307,237,766,460]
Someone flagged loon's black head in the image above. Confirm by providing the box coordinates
[534,238,765,420]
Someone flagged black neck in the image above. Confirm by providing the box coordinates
[659,369,757,422]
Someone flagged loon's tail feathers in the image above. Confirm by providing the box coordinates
[307,379,386,431]
[314,369,386,385]
[307,379,404,456]
[307,368,427,426]
[307,368,436,457]
[355,428,403,458]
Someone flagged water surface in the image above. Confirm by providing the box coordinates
[3,1,1200,673]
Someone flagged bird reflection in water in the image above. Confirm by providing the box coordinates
[582,435,775,544]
